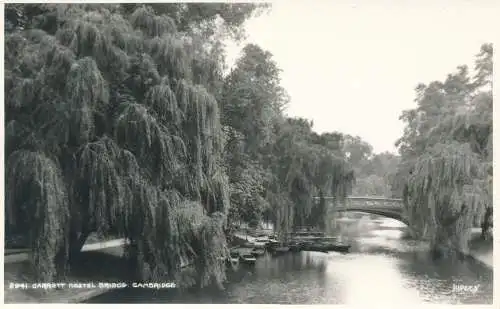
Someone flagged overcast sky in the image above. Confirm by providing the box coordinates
[225,0,496,154]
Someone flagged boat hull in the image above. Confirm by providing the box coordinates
[240,256,257,265]
[251,248,266,257]
[241,260,256,265]
[303,243,351,253]
[330,245,350,253]
[270,247,290,255]
[289,244,303,252]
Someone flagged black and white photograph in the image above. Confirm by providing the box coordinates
[2,0,496,305]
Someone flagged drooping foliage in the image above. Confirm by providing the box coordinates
[405,143,489,250]
[4,3,270,286]
[121,3,270,41]
[221,44,354,236]
[6,3,357,287]
[5,151,70,280]
[266,118,354,235]
[395,43,493,254]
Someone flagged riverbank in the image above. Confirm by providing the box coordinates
[236,225,493,270]
[400,226,492,269]
[4,246,128,303]
[5,226,492,303]
[467,228,493,268]
[82,217,495,304]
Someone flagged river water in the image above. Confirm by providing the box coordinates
[87,215,493,304]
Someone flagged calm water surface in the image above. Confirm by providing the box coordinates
[87,216,493,304]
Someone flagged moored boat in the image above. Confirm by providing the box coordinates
[328,243,351,253]
[251,247,266,257]
[319,241,351,253]
[288,241,304,252]
[303,241,351,253]
[249,237,269,249]
[240,253,257,265]
[264,239,280,251]
[270,246,290,254]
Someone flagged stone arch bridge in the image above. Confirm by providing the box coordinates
[313,195,407,225]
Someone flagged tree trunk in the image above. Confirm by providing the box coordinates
[68,229,90,265]
[481,206,493,240]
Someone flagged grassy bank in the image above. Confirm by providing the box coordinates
[5,237,220,303]
[5,228,245,303]
[400,227,493,268]
[4,247,129,303]
[5,233,117,250]
[467,228,493,268]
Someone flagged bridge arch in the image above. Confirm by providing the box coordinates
[334,208,408,226]
[314,195,408,226]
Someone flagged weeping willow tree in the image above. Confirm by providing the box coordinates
[4,4,233,288]
[405,143,489,254]
[267,118,354,237]
[398,43,493,255]
[218,42,353,237]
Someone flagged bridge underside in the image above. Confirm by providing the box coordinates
[335,208,408,225]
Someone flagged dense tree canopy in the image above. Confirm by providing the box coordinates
[4,3,355,288]
[395,43,493,254]
[4,3,271,287]
[267,118,354,234]
[220,44,354,234]
[339,134,400,197]
[7,3,484,288]
[221,44,284,227]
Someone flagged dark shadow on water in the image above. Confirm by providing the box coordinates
[70,251,135,281]
[399,249,493,281]
[4,250,137,303]
[85,219,494,304]
[86,251,330,304]
[5,250,132,283]
[393,244,494,304]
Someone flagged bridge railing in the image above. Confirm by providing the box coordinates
[312,196,403,208]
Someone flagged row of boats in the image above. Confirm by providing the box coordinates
[226,231,352,267]
[288,231,352,253]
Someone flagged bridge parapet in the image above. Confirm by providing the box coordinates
[313,196,403,209]
[312,195,407,225]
